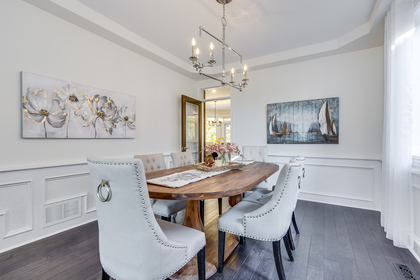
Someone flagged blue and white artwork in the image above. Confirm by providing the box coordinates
[22,72,136,139]
[267,97,339,144]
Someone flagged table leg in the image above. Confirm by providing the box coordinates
[183,200,204,232]
[228,194,242,207]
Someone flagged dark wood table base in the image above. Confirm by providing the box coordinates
[169,196,244,279]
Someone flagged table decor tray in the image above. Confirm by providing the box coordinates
[192,161,246,172]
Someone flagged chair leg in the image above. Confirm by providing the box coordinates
[239,236,246,245]
[218,231,226,273]
[272,241,286,280]
[288,227,295,251]
[292,211,300,234]
[283,231,294,262]
[200,200,205,225]
[197,247,206,280]
[102,268,110,280]
[218,198,222,215]
[161,216,171,222]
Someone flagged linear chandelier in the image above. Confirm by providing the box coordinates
[208,101,223,127]
[189,0,248,92]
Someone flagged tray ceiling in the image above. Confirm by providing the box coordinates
[24,0,393,80]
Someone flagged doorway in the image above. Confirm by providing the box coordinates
[204,87,232,148]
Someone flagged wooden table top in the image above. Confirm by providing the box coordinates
[146,161,279,200]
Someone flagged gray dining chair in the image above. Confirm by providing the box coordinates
[217,161,302,280]
[292,155,305,235]
[242,146,272,192]
[171,151,196,167]
[171,151,223,222]
[134,153,186,222]
[87,157,206,280]
[242,156,306,251]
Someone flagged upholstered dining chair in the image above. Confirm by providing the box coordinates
[87,157,206,280]
[292,155,305,235]
[171,151,196,167]
[217,162,302,280]
[241,156,305,251]
[171,151,223,222]
[242,146,272,192]
[134,153,187,223]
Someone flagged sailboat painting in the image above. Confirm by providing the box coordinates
[267,97,339,144]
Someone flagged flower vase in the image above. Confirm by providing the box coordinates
[214,159,223,167]
[221,153,227,166]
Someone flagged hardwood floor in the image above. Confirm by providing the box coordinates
[1,199,419,280]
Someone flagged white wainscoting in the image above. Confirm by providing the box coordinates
[0,180,33,239]
[0,162,96,253]
[0,155,175,253]
[410,168,420,262]
[267,155,382,211]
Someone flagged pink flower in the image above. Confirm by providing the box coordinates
[203,141,241,157]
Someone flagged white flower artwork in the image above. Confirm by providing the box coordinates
[22,72,136,138]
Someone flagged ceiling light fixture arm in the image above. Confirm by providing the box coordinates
[199,72,244,92]
[189,0,248,92]
[199,27,243,63]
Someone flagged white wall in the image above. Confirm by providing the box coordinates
[0,0,198,252]
[231,47,384,160]
[0,0,199,171]
[199,47,384,210]
[0,0,386,253]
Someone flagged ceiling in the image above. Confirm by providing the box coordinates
[24,0,393,80]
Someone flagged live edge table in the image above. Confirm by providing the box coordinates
[146,162,279,279]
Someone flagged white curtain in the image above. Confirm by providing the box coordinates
[382,0,415,248]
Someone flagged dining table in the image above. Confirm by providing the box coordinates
[146,161,279,279]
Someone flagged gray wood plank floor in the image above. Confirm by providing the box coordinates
[0,200,419,280]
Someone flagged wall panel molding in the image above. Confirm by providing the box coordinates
[44,172,94,211]
[267,155,380,210]
[0,180,33,238]
[299,189,374,203]
[0,163,96,253]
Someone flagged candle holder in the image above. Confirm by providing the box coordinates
[188,0,249,92]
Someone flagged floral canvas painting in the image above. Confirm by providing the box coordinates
[22,72,135,138]
[267,97,339,144]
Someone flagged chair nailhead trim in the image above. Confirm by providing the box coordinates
[224,165,301,241]
[87,159,204,277]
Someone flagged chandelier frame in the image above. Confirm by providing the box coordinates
[189,0,248,92]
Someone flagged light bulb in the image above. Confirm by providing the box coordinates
[191,38,196,57]
[210,42,214,60]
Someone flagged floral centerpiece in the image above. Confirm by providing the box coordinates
[204,137,241,165]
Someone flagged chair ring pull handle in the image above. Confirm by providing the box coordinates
[97,180,112,202]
